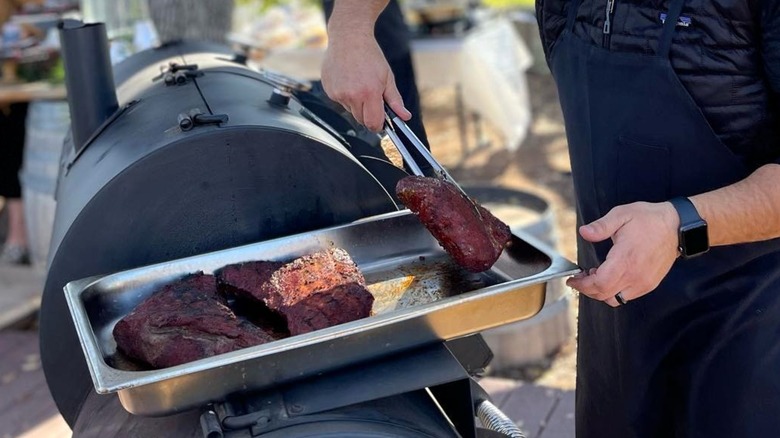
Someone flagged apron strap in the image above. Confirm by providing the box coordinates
[565,0,585,32]
[658,0,687,58]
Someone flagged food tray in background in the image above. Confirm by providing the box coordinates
[64,210,579,416]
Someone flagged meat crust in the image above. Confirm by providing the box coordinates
[266,249,373,335]
[396,176,511,272]
[215,260,285,302]
[217,249,374,336]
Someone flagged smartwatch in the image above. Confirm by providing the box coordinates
[669,197,709,259]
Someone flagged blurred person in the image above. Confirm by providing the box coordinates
[323,0,780,437]
[0,103,29,264]
[0,0,45,265]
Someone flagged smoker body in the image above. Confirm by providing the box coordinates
[41,23,531,438]
[41,29,401,428]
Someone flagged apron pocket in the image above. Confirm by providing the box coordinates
[616,136,671,205]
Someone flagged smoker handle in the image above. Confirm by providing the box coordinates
[476,399,527,438]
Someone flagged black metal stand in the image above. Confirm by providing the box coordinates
[70,336,521,437]
[205,336,500,437]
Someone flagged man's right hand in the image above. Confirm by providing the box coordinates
[321,0,412,132]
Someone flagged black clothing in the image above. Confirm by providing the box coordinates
[537,0,780,168]
[549,0,780,435]
[0,103,28,199]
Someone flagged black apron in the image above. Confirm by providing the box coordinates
[550,0,780,436]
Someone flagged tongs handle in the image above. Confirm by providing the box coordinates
[383,107,425,176]
[384,105,483,218]
[383,105,457,183]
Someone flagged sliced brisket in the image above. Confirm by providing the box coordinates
[218,249,374,336]
[266,248,374,335]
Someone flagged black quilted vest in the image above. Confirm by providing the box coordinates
[536,0,780,168]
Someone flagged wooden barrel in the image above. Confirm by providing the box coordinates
[464,185,572,369]
[19,100,70,272]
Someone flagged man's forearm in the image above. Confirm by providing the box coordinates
[327,0,389,42]
[690,163,780,246]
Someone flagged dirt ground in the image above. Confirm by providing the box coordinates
[418,72,579,390]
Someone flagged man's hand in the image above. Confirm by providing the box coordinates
[566,202,680,307]
[321,0,411,132]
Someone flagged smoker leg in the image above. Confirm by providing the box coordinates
[428,376,527,438]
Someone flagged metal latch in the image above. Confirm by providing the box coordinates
[153,62,204,86]
[259,69,311,108]
[178,109,229,131]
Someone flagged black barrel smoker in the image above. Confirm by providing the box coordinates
[39,22,568,437]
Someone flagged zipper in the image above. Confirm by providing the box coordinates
[602,0,616,48]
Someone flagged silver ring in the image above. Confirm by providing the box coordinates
[615,292,628,306]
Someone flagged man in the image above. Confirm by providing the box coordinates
[322,0,780,436]
[322,1,412,134]
[322,0,429,147]
[0,0,44,265]
[323,0,433,176]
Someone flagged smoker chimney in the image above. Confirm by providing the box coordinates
[58,20,119,152]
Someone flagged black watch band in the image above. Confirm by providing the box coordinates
[669,197,709,259]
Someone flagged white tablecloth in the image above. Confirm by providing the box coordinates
[411,18,533,150]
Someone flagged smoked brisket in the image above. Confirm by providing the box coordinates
[113,273,277,369]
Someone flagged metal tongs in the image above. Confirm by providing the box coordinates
[383,105,457,183]
[383,105,484,218]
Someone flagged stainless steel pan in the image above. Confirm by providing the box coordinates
[64,210,578,416]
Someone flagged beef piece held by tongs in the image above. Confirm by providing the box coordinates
[384,107,511,272]
[397,176,511,272]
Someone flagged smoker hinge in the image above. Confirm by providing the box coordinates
[153,62,204,86]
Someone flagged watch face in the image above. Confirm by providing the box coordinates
[681,221,709,257]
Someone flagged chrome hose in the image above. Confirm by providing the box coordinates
[476,400,526,438]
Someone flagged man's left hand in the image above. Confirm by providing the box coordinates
[566,201,680,307]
